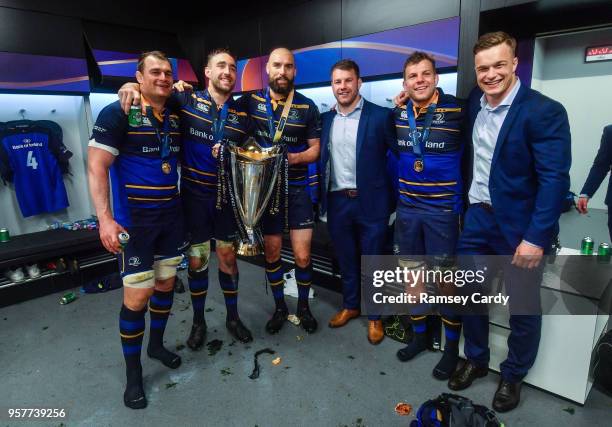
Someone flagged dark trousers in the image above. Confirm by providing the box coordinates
[327,192,388,320]
[457,204,543,383]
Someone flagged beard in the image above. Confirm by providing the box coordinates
[336,91,358,107]
[269,76,294,96]
[210,77,233,95]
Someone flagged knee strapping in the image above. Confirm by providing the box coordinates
[154,256,183,280]
[215,239,235,249]
[188,267,208,280]
[123,270,155,289]
[188,241,210,272]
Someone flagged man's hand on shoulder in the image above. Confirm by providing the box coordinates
[118,82,141,115]
[173,80,193,93]
[393,90,409,107]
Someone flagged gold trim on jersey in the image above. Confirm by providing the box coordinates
[125,184,177,190]
[397,105,462,114]
[399,190,454,198]
[183,166,216,177]
[399,179,457,186]
[251,94,309,109]
[128,195,177,201]
[225,125,246,134]
[183,176,215,186]
[191,93,212,104]
[252,114,306,127]
[181,109,212,124]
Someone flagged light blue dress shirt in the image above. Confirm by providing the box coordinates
[329,96,363,191]
[468,79,522,205]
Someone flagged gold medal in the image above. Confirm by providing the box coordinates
[413,159,424,172]
[161,161,172,174]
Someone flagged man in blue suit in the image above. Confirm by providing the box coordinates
[319,59,397,344]
[577,125,612,241]
[448,32,571,413]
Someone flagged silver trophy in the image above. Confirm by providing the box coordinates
[227,138,284,256]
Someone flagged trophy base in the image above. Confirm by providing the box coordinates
[235,241,263,257]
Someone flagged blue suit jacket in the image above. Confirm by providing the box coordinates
[319,99,397,221]
[580,125,612,206]
[465,84,572,248]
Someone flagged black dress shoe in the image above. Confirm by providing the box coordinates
[296,307,318,333]
[226,318,253,343]
[265,308,288,334]
[186,320,207,350]
[448,360,488,391]
[493,380,522,413]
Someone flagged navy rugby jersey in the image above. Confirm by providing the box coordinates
[238,89,321,186]
[90,101,181,227]
[394,89,465,213]
[0,120,71,217]
[170,90,249,197]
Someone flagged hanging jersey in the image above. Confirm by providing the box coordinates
[170,90,249,197]
[238,89,321,186]
[0,120,72,217]
[89,101,181,227]
[394,89,465,214]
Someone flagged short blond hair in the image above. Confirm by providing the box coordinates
[473,32,517,56]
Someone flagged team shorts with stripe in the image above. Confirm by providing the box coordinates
[262,184,314,235]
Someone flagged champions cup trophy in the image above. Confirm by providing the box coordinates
[227,137,284,256]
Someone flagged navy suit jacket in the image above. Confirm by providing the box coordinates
[319,99,397,221]
[580,125,612,206]
[465,84,572,249]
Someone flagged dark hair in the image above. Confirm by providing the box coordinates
[137,50,172,73]
[206,47,236,66]
[330,59,360,79]
[473,31,517,56]
[402,51,436,79]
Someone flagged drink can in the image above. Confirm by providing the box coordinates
[597,243,610,264]
[128,105,142,127]
[118,231,130,249]
[581,237,594,255]
[60,292,77,305]
[0,228,9,243]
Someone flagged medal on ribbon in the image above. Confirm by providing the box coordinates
[153,108,172,175]
[407,101,437,173]
[161,161,172,174]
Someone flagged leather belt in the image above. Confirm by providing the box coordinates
[472,202,494,213]
[331,189,358,198]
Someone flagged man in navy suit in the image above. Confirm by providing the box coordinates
[577,125,612,241]
[319,59,397,344]
[448,32,571,413]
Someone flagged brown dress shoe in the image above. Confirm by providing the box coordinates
[328,309,360,328]
[368,320,384,345]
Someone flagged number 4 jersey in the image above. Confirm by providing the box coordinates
[0,120,72,217]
